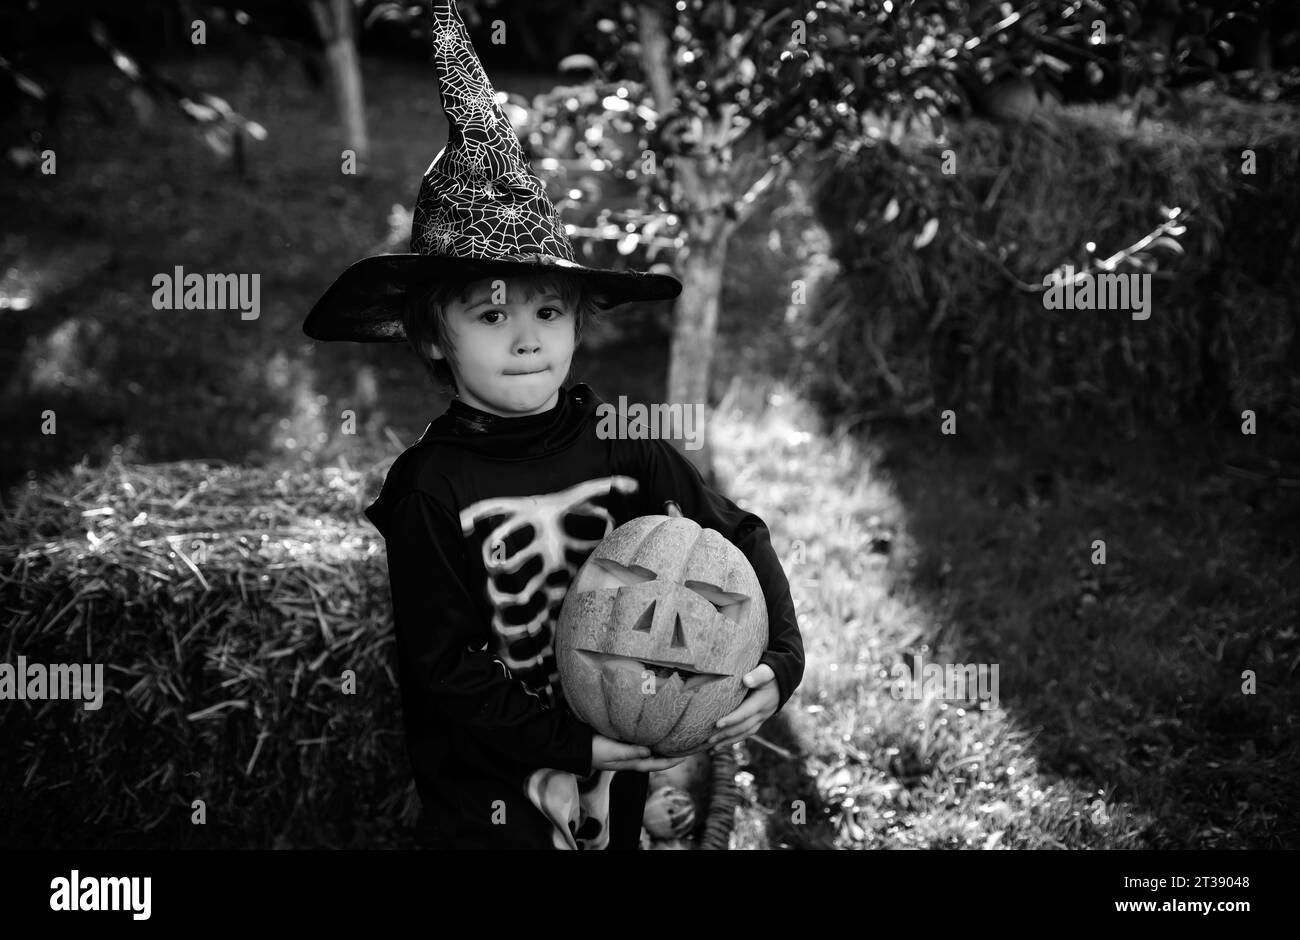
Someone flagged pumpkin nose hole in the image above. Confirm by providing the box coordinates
[671,613,688,650]
[633,601,655,633]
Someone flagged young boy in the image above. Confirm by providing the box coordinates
[302,1,804,849]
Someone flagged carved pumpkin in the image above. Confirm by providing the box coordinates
[643,786,696,839]
[555,512,768,756]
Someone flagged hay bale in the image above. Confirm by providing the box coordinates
[0,457,418,848]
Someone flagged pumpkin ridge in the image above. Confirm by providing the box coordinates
[652,690,700,751]
[640,515,701,584]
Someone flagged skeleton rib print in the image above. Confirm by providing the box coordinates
[458,476,640,706]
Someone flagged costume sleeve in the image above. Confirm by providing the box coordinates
[383,490,594,775]
[631,438,805,712]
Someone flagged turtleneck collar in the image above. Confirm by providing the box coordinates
[416,382,602,461]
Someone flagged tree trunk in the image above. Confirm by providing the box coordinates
[666,213,732,474]
[308,0,370,175]
[637,2,741,477]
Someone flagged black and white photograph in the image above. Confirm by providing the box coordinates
[1,0,1295,917]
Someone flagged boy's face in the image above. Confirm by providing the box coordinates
[431,275,577,417]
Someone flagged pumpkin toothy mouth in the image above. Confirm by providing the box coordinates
[575,650,728,693]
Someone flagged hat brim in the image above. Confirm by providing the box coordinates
[302,253,682,342]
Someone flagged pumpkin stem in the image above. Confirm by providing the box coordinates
[663,500,683,517]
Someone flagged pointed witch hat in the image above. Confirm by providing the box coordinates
[303,0,682,343]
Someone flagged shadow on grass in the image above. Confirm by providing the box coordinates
[866,411,1300,848]
[739,711,839,849]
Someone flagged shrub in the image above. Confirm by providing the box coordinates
[794,89,1300,432]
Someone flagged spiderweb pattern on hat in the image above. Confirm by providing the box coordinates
[410,1,575,263]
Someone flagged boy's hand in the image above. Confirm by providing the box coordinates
[590,734,687,773]
[706,664,780,749]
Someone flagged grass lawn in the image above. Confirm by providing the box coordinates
[712,381,1298,849]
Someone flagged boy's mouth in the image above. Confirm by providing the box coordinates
[504,367,548,376]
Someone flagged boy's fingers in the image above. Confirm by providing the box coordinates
[716,701,755,729]
[716,680,779,728]
[707,715,763,748]
[631,757,682,769]
[603,757,682,772]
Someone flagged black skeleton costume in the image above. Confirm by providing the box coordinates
[364,383,805,849]
[301,3,782,848]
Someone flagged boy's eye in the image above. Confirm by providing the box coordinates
[475,309,561,327]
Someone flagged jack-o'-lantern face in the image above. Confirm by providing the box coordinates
[555,514,768,756]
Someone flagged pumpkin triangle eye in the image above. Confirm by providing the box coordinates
[683,580,750,619]
[590,557,657,588]
[632,601,655,633]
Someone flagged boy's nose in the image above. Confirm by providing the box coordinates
[513,323,542,354]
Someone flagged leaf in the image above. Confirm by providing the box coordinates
[617,232,639,255]
[1039,54,1071,74]
[882,197,900,222]
[180,98,221,123]
[913,217,940,249]
[558,54,599,75]
[1150,236,1183,255]
[202,126,232,159]
[363,3,404,28]
[15,73,46,101]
